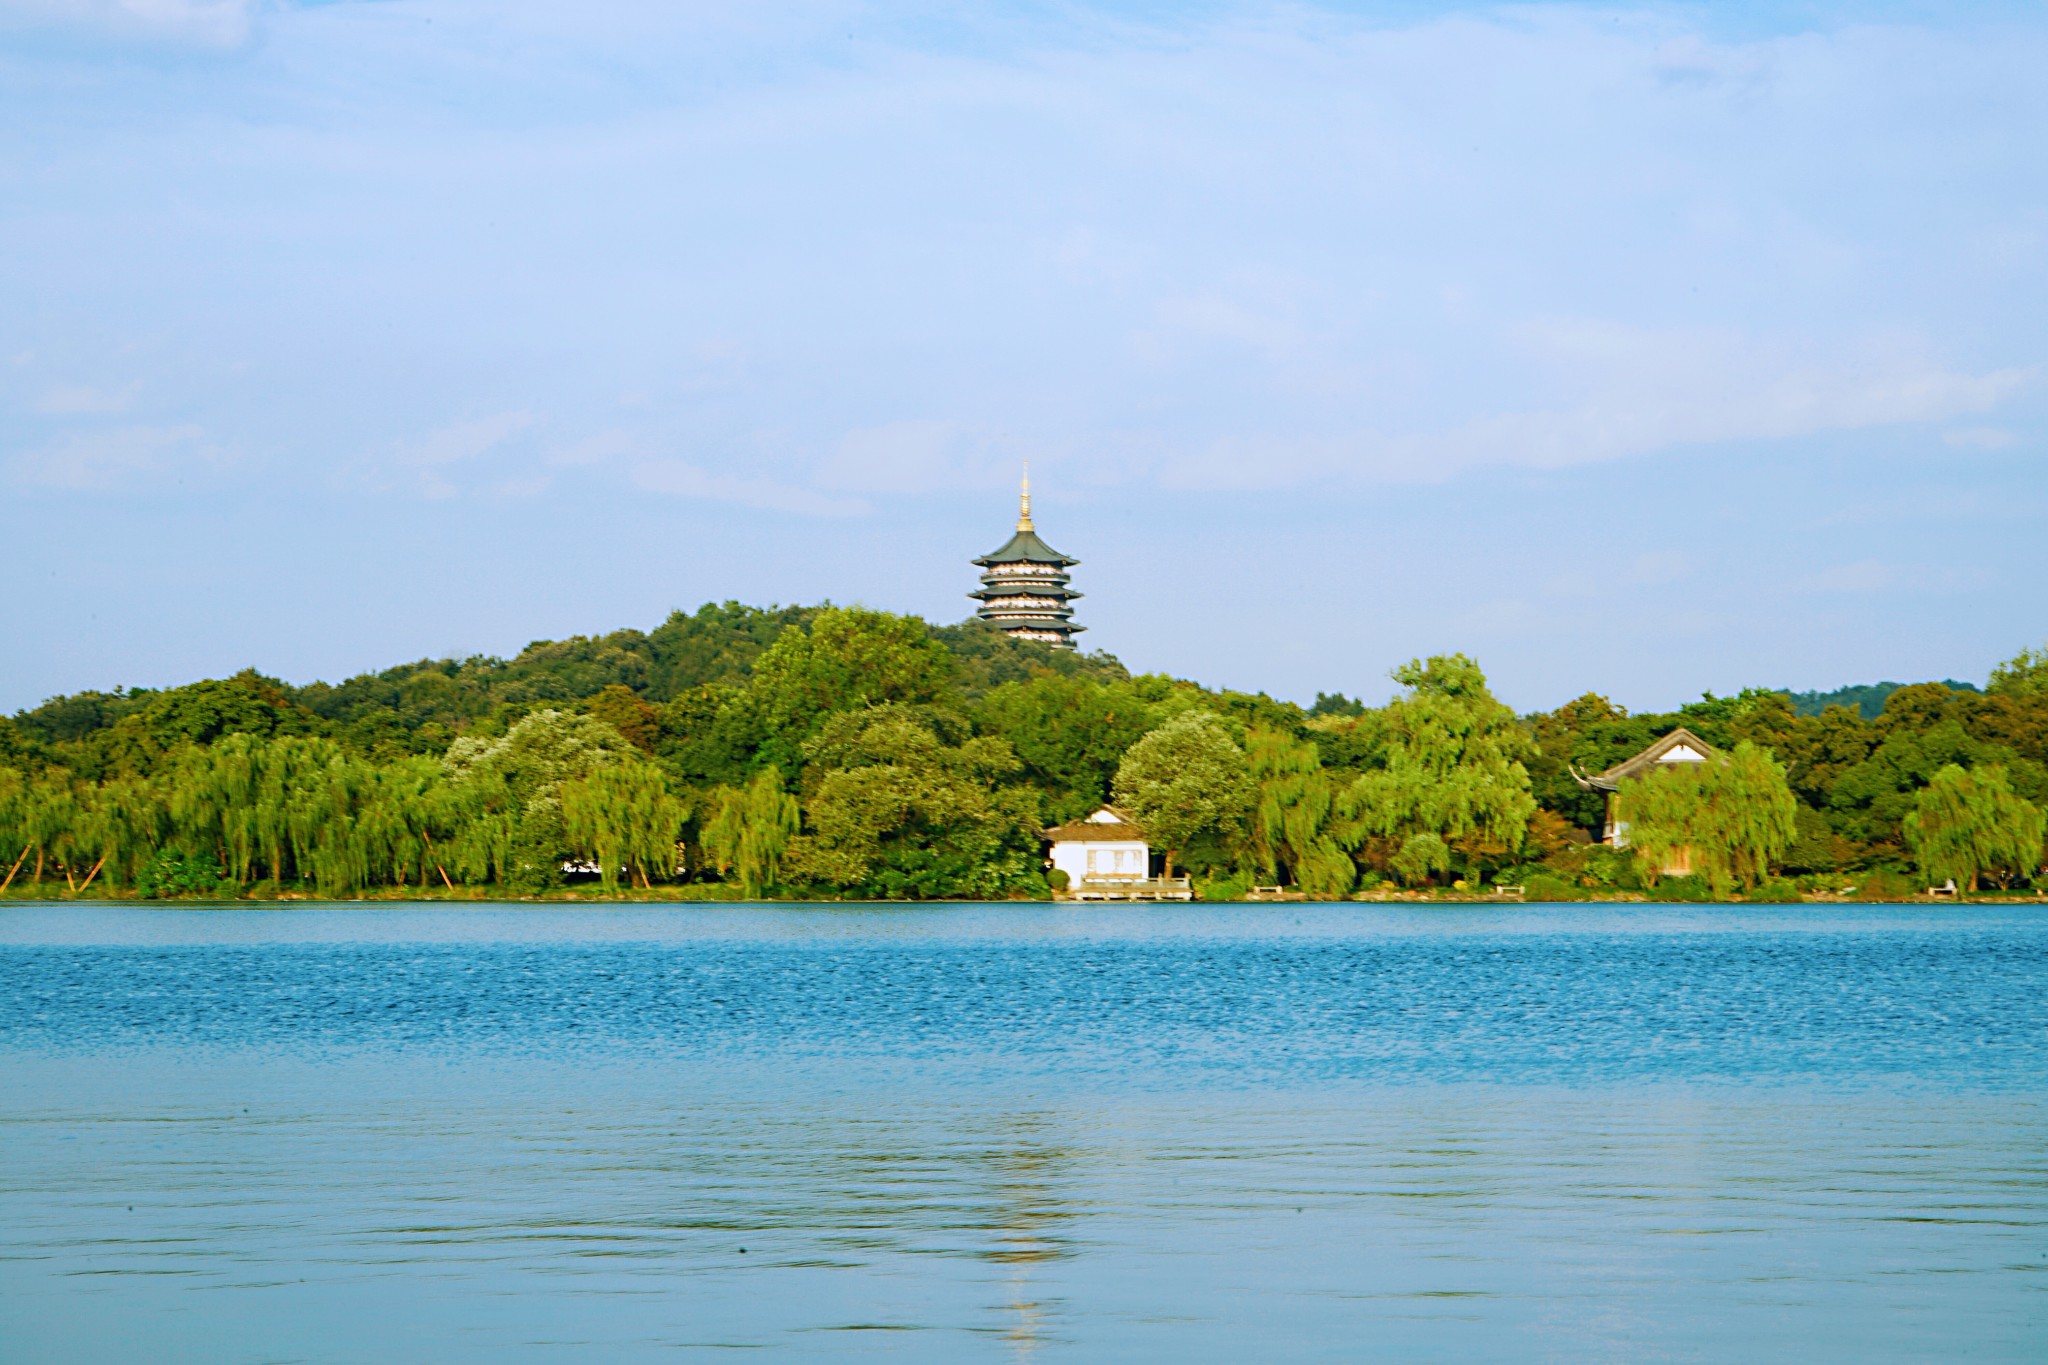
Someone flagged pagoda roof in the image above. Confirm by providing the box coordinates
[970,583,1083,600]
[997,621,1086,635]
[972,528,1078,567]
[1570,727,1721,792]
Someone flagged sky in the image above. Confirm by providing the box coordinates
[1,0,2043,716]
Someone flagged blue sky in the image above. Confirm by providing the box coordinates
[2,0,2043,715]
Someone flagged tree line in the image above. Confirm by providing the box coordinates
[2,604,2044,900]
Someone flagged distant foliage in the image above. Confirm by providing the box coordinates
[1989,644,2048,701]
[1784,680,1979,720]
[6,604,2048,900]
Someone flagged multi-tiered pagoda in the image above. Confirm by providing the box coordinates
[969,470,1084,649]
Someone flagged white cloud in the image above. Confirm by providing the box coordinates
[816,420,1022,495]
[397,411,536,468]
[0,0,257,47]
[1159,324,2031,489]
[1420,323,2030,478]
[386,411,536,497]
[1797,560,1892,593]
[630,457,866,517]
[1943,426,2019,450]
[33,383,135,416]
[6,423,214,490]
[547,428,640,468]
[1627,552,1693,587]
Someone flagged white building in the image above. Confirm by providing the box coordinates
[1044,806,1150,888]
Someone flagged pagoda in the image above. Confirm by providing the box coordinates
[969,468,1084,649]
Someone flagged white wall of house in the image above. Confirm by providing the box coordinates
[1050,840,1149,884]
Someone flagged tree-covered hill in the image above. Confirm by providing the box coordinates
[1783,680,1981,720]
[3,604,2044,900]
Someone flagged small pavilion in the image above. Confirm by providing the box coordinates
[1043,806,1192,901]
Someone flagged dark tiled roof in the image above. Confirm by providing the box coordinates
[1044,807,1145,842]
[972,528,1078,567]
[1571,727,1722,792]
[969,582,1084,600]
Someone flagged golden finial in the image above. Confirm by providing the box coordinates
[1017,461,1034,532]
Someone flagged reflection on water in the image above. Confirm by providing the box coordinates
[1,905,2044,1362]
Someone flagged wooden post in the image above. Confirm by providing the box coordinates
[0,844,28,895]
[423,830,455,890]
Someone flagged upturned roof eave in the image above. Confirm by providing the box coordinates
[971,527,1079,567]
[1572,726,1723,790]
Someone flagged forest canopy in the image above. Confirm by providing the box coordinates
[3,604,2045,900]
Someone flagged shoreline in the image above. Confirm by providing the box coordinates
[3,889,2044,908]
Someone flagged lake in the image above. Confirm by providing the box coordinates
[1,903,2043,1361]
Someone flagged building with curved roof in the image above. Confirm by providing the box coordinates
[969,467,1084,649]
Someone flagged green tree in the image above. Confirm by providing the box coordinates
[561,759,693,891]
[1614,739,1800,896]
[445,710,637,891]
[701,769,802,898]
[1989,643,2048,701]
[975,674,1164,820]
[786,708,1041,899]
[1390,832,1451,887]
[1244,729,1353,896]
[1340,655,1536,884]
[746,608,958,773]
[1112,711,1253,879]
[1902,763,2046,891]
[584,684,661,753]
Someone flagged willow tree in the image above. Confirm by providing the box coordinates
[1244,729,1353,896]
[165,733,347,886]
[83,775,167,891]
[16,777,80,889]
[701,769,801,898]
[1340,655,1536,884]
[1903,763,2046,891]
[446,709,636,891]
[1112,711,1253,880]
[1614,739,1798,895]
[562,760,693,892]
[353,754,466,890]
[0,767,30,892]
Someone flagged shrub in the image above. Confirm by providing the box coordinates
[1743,878,1803,903]
[136,848,226,900]
[1644,875,1712,903]
[1522,873,1585,903]
[1580,844,1642,891]
[1199,873,1250,902]
[1045,867,1070,892]
[1854,869,1915,902]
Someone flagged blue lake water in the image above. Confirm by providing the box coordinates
[1,903,2044,1361]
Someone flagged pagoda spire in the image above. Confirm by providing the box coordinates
[1018,461,1033,532]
